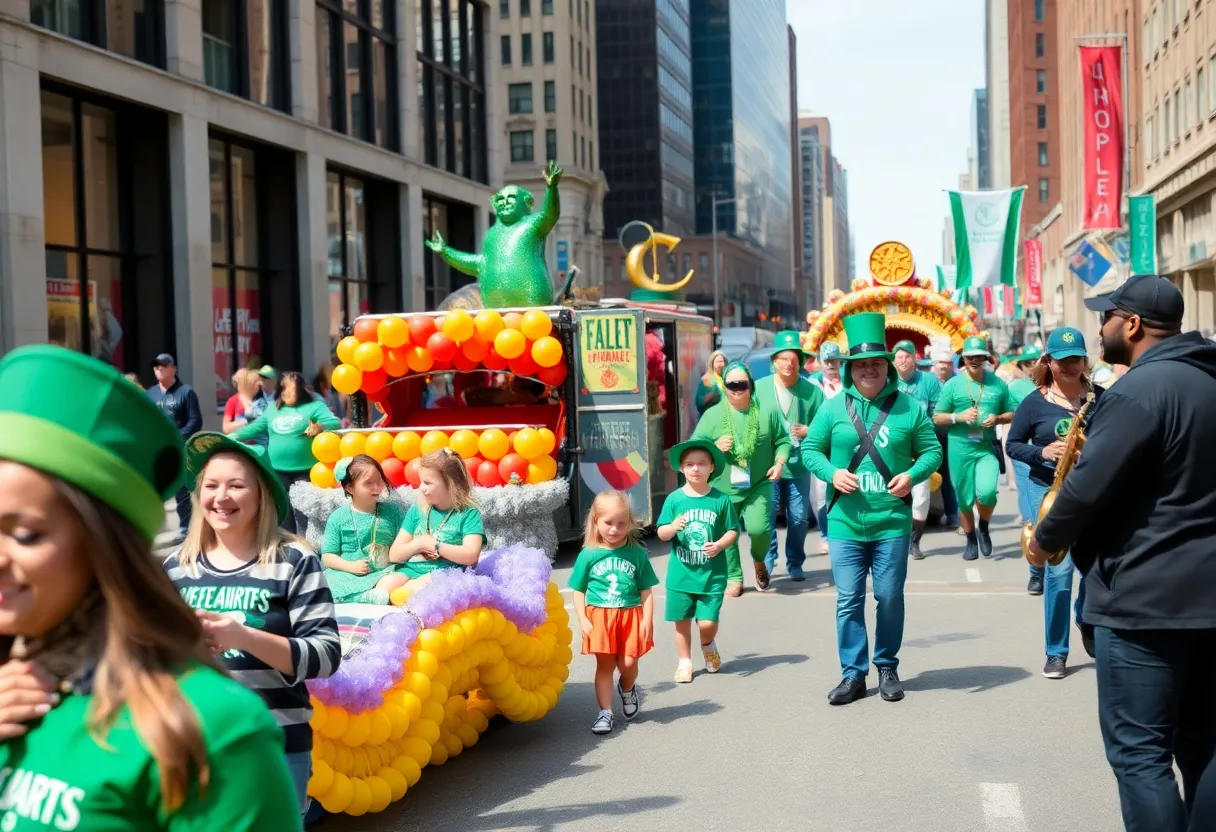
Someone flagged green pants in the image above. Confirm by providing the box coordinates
[947,440,1001,509]
[724,486,772,585]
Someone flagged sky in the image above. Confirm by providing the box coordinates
[787,0,987,277]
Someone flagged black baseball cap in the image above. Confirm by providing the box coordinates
[151,353,176,367]
[1083,274,1184,325]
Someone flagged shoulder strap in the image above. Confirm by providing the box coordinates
[826,392,913,513]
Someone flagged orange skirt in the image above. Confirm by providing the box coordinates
[582,606,653,658]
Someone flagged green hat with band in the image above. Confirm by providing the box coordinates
[892,339,917,356]
[184,432,291,524]
[960,336,991,357]
[771,330,809,363]
[841,313,893,362]
[0,345,185,541]
[667,438,727,478]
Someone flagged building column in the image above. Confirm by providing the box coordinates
[0,27,46,351]
[297,151,330,372]
[1184,269,1202,332]
[400,0,419,161]
[290,0,318,123]
[404,184,425,309]
[165,0,205,82]
[167,113,216,426]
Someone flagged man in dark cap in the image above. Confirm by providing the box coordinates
[147,353,202,539]
[1027,274,1216,831]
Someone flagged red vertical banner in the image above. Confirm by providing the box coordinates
[1080,46,1125,230]
[1024,239,1043,306]
[1003,285,1016,317]
[982,286,994,316]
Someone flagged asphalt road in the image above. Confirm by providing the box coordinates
[318,485,1126,832]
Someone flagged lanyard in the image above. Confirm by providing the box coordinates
[424,507,455,537]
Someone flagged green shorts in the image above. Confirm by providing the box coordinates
[398,559,462,579]
[664,589,724,623]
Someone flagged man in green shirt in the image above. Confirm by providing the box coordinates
[892,340,942,559]
[755,331,826,581]
[933,337,1015,560]
[804,313,942,706]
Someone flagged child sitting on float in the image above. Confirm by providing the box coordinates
[320,455,409,605]
[389,448,486,583]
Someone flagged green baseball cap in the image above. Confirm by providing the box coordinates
[257,365,278,380]
[668,438,727,478]
[771,330,809,363]
[183,432,290,524]
[1015,344,1043,362]
[892,339,917,356]
[0,345,185,541]
[960,336,990,357]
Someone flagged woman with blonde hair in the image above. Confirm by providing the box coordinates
[0,345,301,827]
[164,432,341,816]
[695,350,730,415]
[223,368,262,434]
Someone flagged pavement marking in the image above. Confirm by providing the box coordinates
[965,567,983,584]
[979,782,1030,832]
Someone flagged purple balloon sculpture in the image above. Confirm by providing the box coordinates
[307,544,554,714]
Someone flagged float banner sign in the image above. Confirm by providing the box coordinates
[1129,194,1157,275]
[1024,239,1043,306]
[1080,46,1125,231]
[579,312,639,394]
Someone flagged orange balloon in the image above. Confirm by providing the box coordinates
[336,336,361,366]
[392,431,422,461]
[339,433,367,458]
[478,429,510,462]
[420,430,449,456]
[310,462,338,488]
[440,309,476,343]
[502,312,524,331]
[383,347,409,377]
[537,427,557,456]
[331,364,363,395]
[353,318,380,342]
[364,431,395,462]
[525,454,557,484]
[513,427,543,459]
[473,310,505,341]
[448,429,481,459]
[377,316,410,349]
[530,336,563,368]
[520,310,552,341]
[406,346,434,373]
[494,329,526,360]
[461,336,490,363]
[311,432,342,464]
[353,342,385,372]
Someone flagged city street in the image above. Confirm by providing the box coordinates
[330,485,1124,832]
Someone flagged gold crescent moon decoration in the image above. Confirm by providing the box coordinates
[625,224,694,293]
[869,241,916,286]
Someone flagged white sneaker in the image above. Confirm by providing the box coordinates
[702,641,721,673]
[674,661,694,683]
[617,682,640,719]
[591,710,614,734]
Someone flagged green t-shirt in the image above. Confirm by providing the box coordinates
[656,487,738,593]
[322,501,407,562]
[567,545,659,608]
[895,369,942,418]
[397,503,485,574]
[0,666,301,831]
[1008,376,1038,408]
[233,400,340,472]
[935,370,1013,448]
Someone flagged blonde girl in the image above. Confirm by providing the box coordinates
[390,448,486,578]
[320,455,408,604]
[568,491,659,735]
[222,368,262,434]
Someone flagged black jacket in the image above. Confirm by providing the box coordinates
[1007,385,1104,487]
[147,379,203,439]
[1035,331,1216,629]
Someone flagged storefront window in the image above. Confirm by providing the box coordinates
[417,0,486,182]
[327,170,370,343]
[200,0,289,109]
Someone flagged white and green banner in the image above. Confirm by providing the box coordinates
[948,187,1026,290]
[935,264,969,307]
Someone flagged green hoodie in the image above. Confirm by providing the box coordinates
[691,399,793,501]
[234,399,340,472]
[803,377,942,542]
[753,374,825,478]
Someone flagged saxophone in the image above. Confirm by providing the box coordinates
[1020,392,1095,566]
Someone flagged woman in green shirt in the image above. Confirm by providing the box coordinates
[0,346,300,830]
[235,371,340,534]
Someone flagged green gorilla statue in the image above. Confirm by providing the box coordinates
[426,160,563,308]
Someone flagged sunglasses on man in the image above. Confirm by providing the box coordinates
[724,380,751,392]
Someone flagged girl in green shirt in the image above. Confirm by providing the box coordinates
[390,449,486,583]
[320,455,408,605]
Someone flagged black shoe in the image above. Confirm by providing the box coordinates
[978,526,993,558]
[1027,576,1044,596]
[877,667,904,701]
[827,676,866,705]
[910,521,926,560]
[962,533,979,561]
[1080,623,1096,658]
[1043,655,1067,679]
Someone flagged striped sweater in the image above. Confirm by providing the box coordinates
[163,543,341,754]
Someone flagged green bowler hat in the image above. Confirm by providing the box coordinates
[0,345,184,541]
[961,336,991,357]
[667,438,727,479]
[841,312,893,361]
[771,330,809,364]
[184,432,290,524]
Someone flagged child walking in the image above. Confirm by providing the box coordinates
[321,454,408,604]
[569,491,659,735]
[390,448,486,579]
[656,439,739,683]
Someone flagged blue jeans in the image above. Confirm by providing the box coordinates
[1023,478,1074,658]
[937,434,958,521]
[1096,627,1216,831]
[829,536,910,678]
[1012,460,1034,524]
[766,474,811,573]
[286,751,313,815]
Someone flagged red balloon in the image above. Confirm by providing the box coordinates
[383,347,409,377]
[476,459,504,488]
[366,386,389,404]
[509,352,539,378]
[452,352,478,372]
[537,363,568,387]
[381,457,406,488]
[408,315,437,345]
[404,458,423,488]
[361,368,387,394]
[461,336,490,363]
[482,350,507,371]
[353,318,380,342]
[429,359,452,374]
[426,332,458,363]
[463,456,483,482]
[498,453,529,484]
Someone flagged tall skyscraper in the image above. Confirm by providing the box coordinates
[986,0,1012,187]
[788,25,806,317]
[798,115,851,304]
[798,117,826,313]
[974,88,991,189]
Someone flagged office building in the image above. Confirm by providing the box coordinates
[1007,0,1057,232]
[798,115,851,300]
[788,25,806,316]
[974,88,991,189]
[986,0,1012,187]
[798,116,826,312]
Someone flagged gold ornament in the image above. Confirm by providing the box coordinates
[869,241,916,286]
[625,224,693,293]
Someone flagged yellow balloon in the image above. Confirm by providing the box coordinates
[474,309,505,340]
[342,712,371,747]
[353,341,385,372]
[414,650,440,678]
[456,723,479,748]
[417,628,448,659]
[377,315,410,349]
[377,766,408,802]
[420,430,449,456]
[336,336,361,366]
[441,309,476,343]
[367,710,392,746]
[400,692,423,722]
[478,428,510,462]
[364,431,394,462]
[403,672,432,701]
[333,744,354,775]
[448,429,480,459]
[493,328,527,360]
[319,772,353,814]
[930,471,942,493]
[392,753,423,787]
[520,309,553,340]
[512,427,543,460]
[526,454,558,484]
[536,427,557,456]
[429,742,448,766]
[398,738,431,769]
[366,775,392,813]
[311,432,342,464]
[321,707,349,740]
[308,759,335,797]
[331,364,363,395]
[310,462,337,489]
[392,431,422,462]
[530,335,563,368]
[339,432,367,459]
[310,701,329,731]
[386,705,409,740]
[346,777,372,816]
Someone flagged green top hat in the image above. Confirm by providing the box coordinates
[0,345,185,541]
[667,438,727,479]
[960,336,990,357]
[184,432,291,524]
[771,330,809,363]
[892,339,916,356]
[1015,344,1043,362]
[841,313,893,362]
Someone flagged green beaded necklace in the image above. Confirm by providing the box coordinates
[722,400,760,468]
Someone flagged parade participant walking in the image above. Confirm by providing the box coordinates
[756,331,825,581]
[804,314,941,705]
[695,350,729,415]
[390,449,485,580]
[234,370,340,533]
[1006,327,1099,677]
[928,344,960,529]
[809,342,845,553]
[892,341,942,560]
[569,491,659,734]
[691,362,791,595]
[1028,275,1216,831]
[0,346,303,828]
[1007,345,1043,524]
[147,353,203,541]
[320,455,409,604]
[933,338,1014,560]
[165,431,341,816]
[656,440,738,683]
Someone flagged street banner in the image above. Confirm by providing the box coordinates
[1129,194,1157,275]
[949,188,1026,290]
[935,265,955,293]
[1080,46,1125,230]
[1069,239,1113,287]
[1024,239,1043,307]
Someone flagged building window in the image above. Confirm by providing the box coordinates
[1038,178,1049,202]
[510,130,534,162]
[508,82,533,114]
[570,34,574,66]
[1165,96,1173,144]
[317,0,397,149]
[418,0,487,182]
[542,0,552,13]
[1035,32,1045,59]
[1175,88,1182,139]
[1200,68,1207,118]
[521,32,532,64]
[544,80,556,112]
[1186,78,1195,130]
[1210,56,1216,114]
[584,0,588,30]
[31,0,165,66]
[543,32,554,63]
[1036,104,1047,129]
[578,42,583,74]
[199,0,288,107]
[326,170,368,341]
[580,135,585,168]
[499,0,508,17]
[588,93,592,126]
[589,139,593,169]
[500,34,510,65]
[1034,0,1044,21]
[520,0,529,16]
[1036,69,1047,94]
[1145,115,1153,164]
[546,128,557,162]
[1038,141,1048,166]
[579,90,583,122]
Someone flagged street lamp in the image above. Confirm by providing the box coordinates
[711,192,738,329]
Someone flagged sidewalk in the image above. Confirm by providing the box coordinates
[154,500,182,558]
